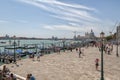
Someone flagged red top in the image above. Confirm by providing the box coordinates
[95,58,99,63]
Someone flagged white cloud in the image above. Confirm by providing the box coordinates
[43,20,116,37]
[44,25,56,30]
[18,0,116,37]
[18,0,99,23]
[43,24,94,32]
[37,0,96,11]
[68,22,79,26]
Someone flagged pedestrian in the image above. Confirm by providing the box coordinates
[0,70,3,80]
[81,48,84,56]
[26,74,30,80]
[95,58,99,70]
[30,74,35,80]
[37,52,40,61]
[76,48,78,52]
[107,48,110,55]
[32,53,35,61]
[9,73,17,80]
[79,48,82,58]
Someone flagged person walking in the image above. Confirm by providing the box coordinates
[95,58,99,70]
[81,48,84,56]
[79,48,82,58]
[26,74,31,80]
[76,48,78,52]
[30,74,36,80]
[37,52,40,61]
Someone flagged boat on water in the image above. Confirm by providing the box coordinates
[0,41,6,44]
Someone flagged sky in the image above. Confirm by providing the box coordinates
[0,0,120,38]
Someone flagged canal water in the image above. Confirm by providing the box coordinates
[0,39,81,53]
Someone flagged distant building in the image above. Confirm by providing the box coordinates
[77,35,81,39]
[85,29,96,39]
[85,32,89,38]
[52,36,58,40]
[5,34,10,39]
[73,35,77,40]
[73,29,96,40]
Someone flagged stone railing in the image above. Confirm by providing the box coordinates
[14,73,26,80]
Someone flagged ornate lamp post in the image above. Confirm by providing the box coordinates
[100,31,105,80]
[116,26,119,57]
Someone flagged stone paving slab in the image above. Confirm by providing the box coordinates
[1,45,120,80]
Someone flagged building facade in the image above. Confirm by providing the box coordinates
[73,29,96,40]
[85,29,96,39]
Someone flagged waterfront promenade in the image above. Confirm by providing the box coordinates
[1,45,120,80]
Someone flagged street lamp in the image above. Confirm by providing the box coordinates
[13,35,16,63]
[116,26,119,57]
[100,31,105,80]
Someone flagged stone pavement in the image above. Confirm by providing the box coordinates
[1,45,120,80]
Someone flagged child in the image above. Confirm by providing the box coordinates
[95,58,99,70]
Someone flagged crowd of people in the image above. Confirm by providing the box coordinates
[0,65,36,80]
[28,52,41,62]
[0,65,16,80]
[0,54,21,64]
[75,41,116,71]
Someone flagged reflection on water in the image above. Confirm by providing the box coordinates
[0,39,81,52]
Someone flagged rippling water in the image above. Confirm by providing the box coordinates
[0,39,79,52]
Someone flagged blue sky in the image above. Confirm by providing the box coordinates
[0,0,120,38]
